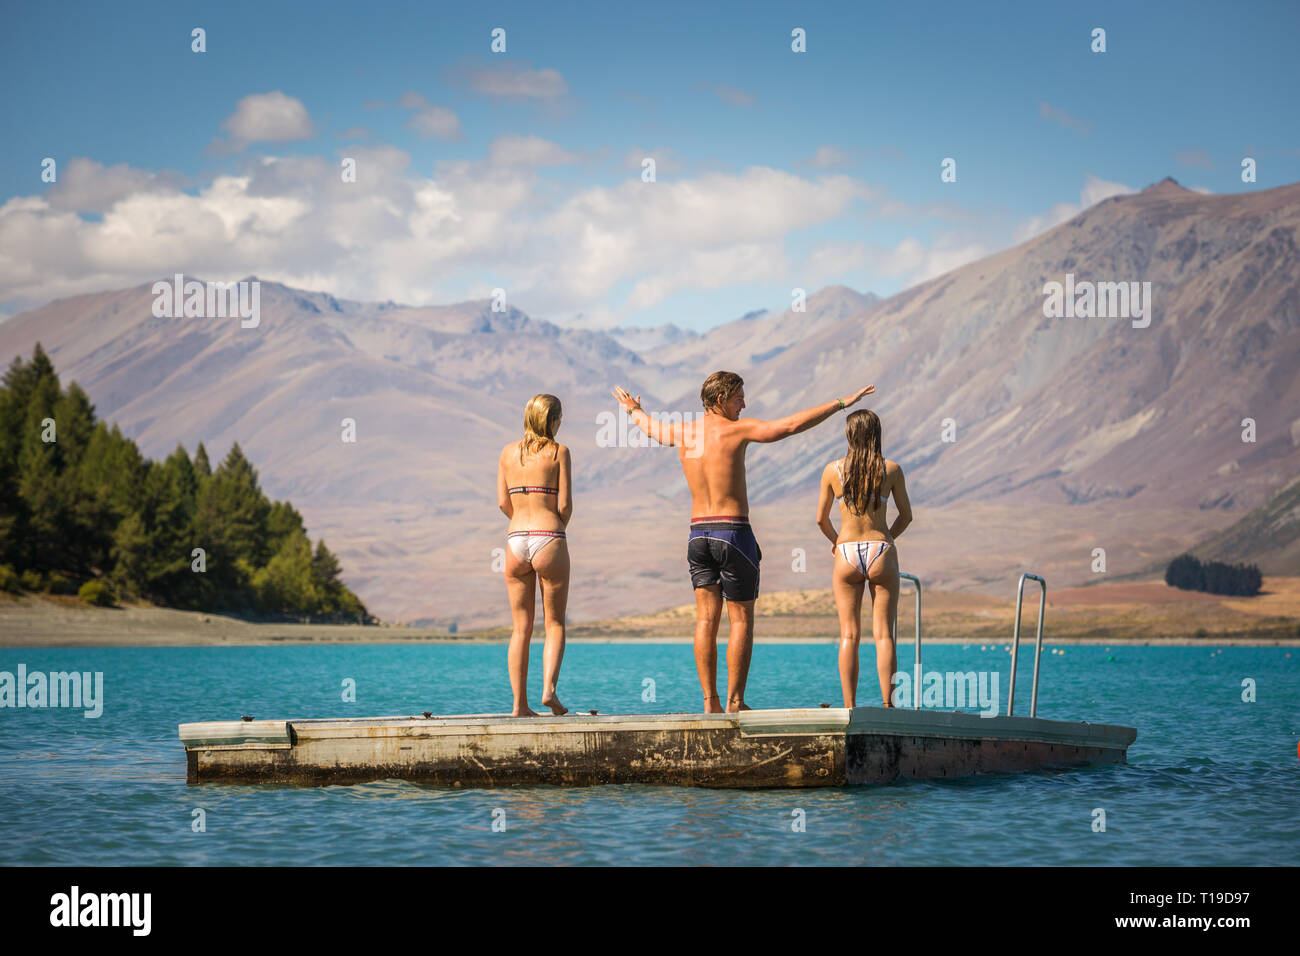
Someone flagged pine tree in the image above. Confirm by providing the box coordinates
[267,500,306,555]
[195,443,269,604]
[149,445,201,604]
[16,400,63,570]
[313,539,342,586]
[253,530,321,615]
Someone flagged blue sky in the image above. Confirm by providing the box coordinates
[2,0,1297,330]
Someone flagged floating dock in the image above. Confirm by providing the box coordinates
[179,707,1137,789]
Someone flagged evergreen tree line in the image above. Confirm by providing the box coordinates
[1165,553,1262,597]
[0,345,370,621]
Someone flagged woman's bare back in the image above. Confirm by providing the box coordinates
[499,441,566,533]
[832,457,899,542]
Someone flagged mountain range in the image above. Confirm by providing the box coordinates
[2,176,1297,627]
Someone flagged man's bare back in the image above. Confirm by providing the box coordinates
[678,413,751,518]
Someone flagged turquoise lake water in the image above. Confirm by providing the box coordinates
[1,643,1297,866]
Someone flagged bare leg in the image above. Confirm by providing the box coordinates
[724,599,755,712]
[869,547,900,707]
[832,551,866,707]
[534,540,570,715]
[504,549,538,717]
[693,585,724,713]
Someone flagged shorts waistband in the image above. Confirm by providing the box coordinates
[690,515,751,532]
[690,514,749,525]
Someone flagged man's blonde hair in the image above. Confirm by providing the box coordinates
[700,371,744,412]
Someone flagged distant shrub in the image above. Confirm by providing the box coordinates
[78,580,115,607]
[1165,554,1262,597]
[1165,554,1203,591]
[0,565,20,593]
[45,572,78,595]
[19,569,43,591]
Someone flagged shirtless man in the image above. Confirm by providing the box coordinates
[613,372,875,713]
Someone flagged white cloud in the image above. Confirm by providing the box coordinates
[1036,100,1091,135]
[398,91,432,110]
[1012,174,1134,242]
[0,145,876,327]
[803,240,869,283]
[487,135,579,167]
[218,92,315,148]
[457,63,567,99]
[624,242,787,311]
[622,147,685,175]
[806,146,849,169]
[407,106,462,140]
[45,158,184,213]
[800,233,992,290]
[869,236,990,284]
[389,91,463,140]
[712,84,755,108]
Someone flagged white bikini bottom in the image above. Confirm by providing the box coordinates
[837,540,892,577]
[507,530,565,564]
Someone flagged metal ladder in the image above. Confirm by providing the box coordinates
[1007,572,1047,717]
[892,572,922,709]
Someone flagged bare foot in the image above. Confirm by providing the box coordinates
[511,705,539,717]
[725,699,752,713]
[703,694,724,715]
[541,692,568,716]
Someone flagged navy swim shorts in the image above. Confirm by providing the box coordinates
[687,517,762,602]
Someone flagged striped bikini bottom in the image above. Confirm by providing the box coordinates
[837,540,892,577]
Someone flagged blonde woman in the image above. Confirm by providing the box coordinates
[497,394,572,716]
[815,409,912,708]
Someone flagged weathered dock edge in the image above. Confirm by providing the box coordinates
[180,708,1137,789]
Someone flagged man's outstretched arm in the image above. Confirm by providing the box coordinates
[739,386,875,443]
[612,386,682,446]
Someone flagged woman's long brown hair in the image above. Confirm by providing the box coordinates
[842,409,885,516]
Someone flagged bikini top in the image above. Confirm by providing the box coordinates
[834,459,886,507]
[510,441,560,495]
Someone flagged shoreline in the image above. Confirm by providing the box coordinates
[2,583,1298,647]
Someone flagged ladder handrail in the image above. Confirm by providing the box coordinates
[893,572,922,709]
[1007,572,1047,717]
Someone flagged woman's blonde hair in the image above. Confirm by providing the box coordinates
[519,393,562,462]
